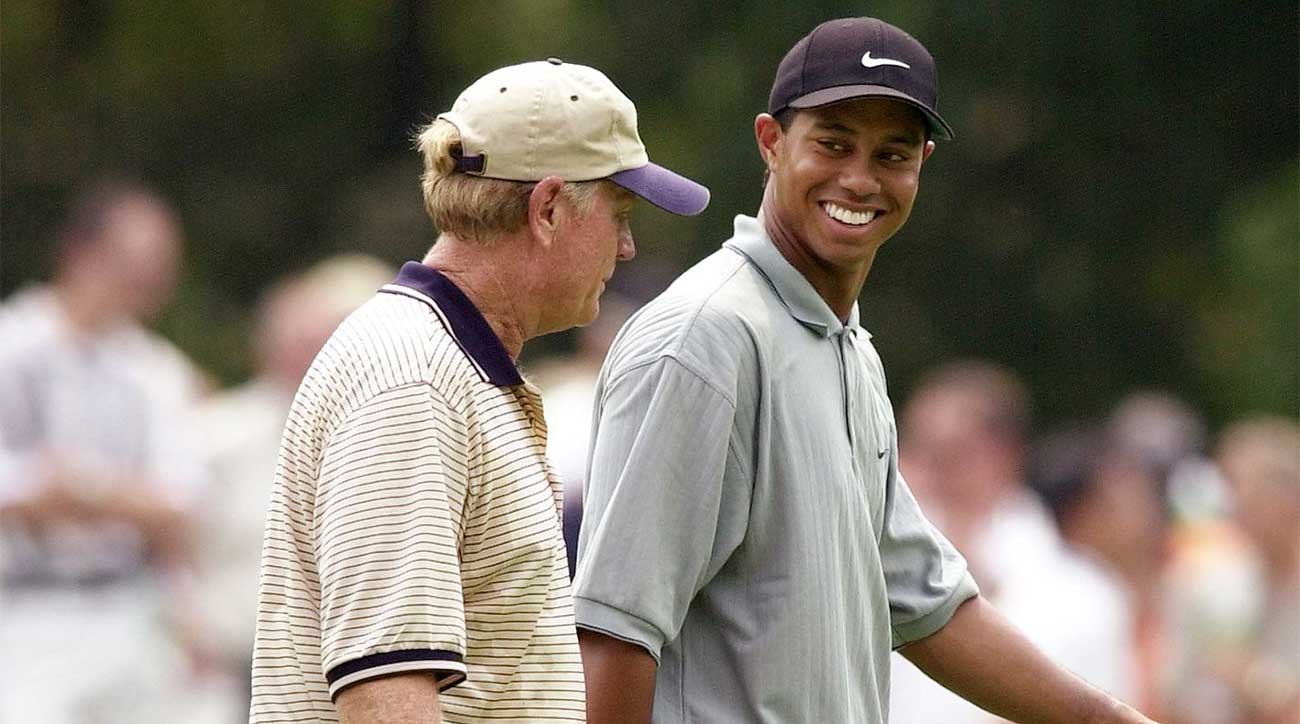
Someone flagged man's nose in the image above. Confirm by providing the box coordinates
[840,161,881,198]
[617,229,636,261]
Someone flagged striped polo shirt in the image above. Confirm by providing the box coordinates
[250,262,584,723]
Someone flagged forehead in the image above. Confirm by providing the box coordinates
[796,98,928,143]
[905,389,984,438]
[101,199,180,255]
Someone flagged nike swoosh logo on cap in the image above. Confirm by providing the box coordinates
[861,52,910,69]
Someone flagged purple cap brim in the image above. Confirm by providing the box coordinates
[609,163,710,216]
[788,84,954,140]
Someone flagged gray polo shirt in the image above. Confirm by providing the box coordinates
[573,215,978,723]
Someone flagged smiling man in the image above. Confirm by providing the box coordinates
[248,59,708,724]
[574,18,1161,724]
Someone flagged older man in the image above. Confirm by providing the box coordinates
[574,17,1160,724]
[177,254,393,719]
[248,59,708,724]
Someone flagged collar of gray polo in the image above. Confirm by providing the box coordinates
[383,261,524,386]
[724,214,864,338]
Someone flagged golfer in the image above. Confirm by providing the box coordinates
[573,18,1161,724]
[248,58,708,723]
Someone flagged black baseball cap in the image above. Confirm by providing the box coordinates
[768,17,954,140]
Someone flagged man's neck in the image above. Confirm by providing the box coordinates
[52,278,120,334]
[758,201,874,322]
[423,236,535,361]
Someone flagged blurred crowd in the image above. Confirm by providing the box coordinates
[882,368,1298,724]
[0,181,393,724]
[1,181,1296,724]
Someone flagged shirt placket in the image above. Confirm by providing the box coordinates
[516,383,565,515]
[842,329,879,483]
[837,330,866,483]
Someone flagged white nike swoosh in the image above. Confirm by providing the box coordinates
[861,52,910,69]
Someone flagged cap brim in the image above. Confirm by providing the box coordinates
[609,163,710,216]
[788,85,954,140]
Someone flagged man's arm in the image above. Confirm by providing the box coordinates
[336,673,442,724]
[579,629,657,724]
[0,460,190,566]
[900,595,1157,724]
[313,386,469,719]
[574,355,746,723]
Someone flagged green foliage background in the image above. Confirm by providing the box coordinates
[3,1,1296,427]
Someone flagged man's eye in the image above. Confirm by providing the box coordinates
[819,140,850,153]
[880,151,907,163]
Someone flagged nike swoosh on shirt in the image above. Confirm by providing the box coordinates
[877,448,889,460]
[861,52,910,69]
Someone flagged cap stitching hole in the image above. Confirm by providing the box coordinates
[609,111,628,167]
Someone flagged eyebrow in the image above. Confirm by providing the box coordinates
[606,185,637,206]
[811,120,923,146]
[886,131,924,146]
[812,121,856,135]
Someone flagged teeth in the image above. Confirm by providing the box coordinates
[822,202,875,226]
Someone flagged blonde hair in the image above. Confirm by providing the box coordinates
[416,119,607,242]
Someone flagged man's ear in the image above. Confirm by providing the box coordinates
[921,139,935,164]
[527,176,567,247]
[754,113,784,172]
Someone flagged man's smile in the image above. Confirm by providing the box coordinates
[820,201,879,227]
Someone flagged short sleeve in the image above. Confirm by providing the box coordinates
[881,460,980,648]
[314,383,469,699]
[573,356,746,660]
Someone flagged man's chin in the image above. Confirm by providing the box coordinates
[576,301,600,327]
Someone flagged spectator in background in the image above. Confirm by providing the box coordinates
[1103,391,1219,715]
[1161,417,1299,724]
[891,362,1138,724]
[1214,418,1300,723]
[1107,392,1222,526]
[0,179,211,723]
[175,254,392,721]
[892,360,1033,576]
[1041,426,1167,601]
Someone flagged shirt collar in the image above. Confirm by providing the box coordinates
[723,214,863,338]
[381,261,524,386]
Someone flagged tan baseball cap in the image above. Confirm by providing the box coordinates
[437,59,710,216]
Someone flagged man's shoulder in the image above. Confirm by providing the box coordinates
[0,286,204,400]
[119,325,206,401]
[604,245,786,387]
[304,291,480,412]
[0,287,64,364]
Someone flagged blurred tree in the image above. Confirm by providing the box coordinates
[2,0,1295,426]
[1192,162,1299,420]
